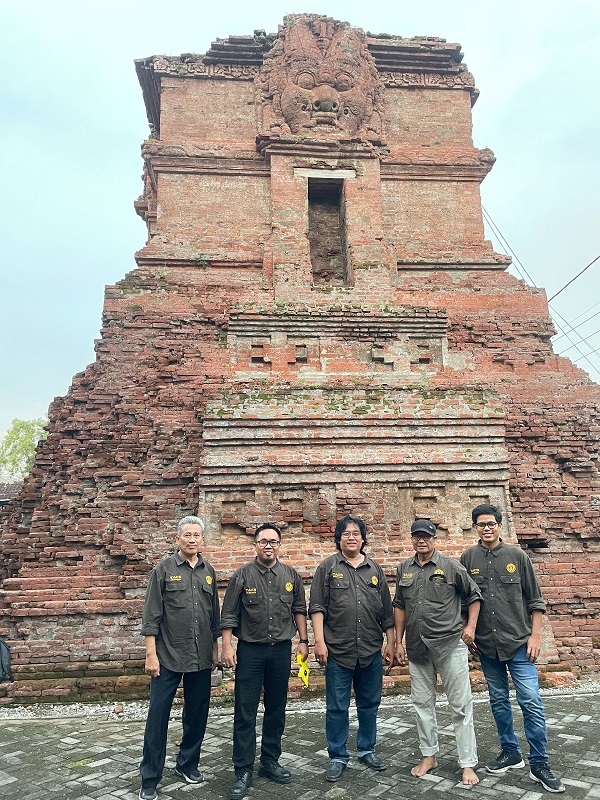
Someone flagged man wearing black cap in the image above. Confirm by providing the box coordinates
[394,519,482,785]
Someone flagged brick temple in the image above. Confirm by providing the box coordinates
[1,15,599,702]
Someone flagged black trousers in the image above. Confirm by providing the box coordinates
[233,639,292,773]
[139,665,211,789]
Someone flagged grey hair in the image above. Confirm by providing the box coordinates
[177,516,205,535]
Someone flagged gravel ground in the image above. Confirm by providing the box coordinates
[1,676,599,721]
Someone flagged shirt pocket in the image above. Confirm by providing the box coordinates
[425,575,456,604]
[499,574,522,601]
[396,576,416,599]
[164,582,188,607]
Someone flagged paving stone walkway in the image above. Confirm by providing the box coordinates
[1,691,599,800]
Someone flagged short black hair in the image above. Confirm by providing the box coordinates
[471,504,503,525]
[334,515,367,553]
[253,522,282,540]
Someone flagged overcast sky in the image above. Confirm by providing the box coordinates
[1,0,599,433]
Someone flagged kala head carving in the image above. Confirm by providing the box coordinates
[257,15,382,143]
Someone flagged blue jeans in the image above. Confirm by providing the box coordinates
[479,644,548,766]
[325,653,382,762]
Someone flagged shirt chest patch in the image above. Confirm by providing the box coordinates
[506,563,517,573]
[332,572,345,579]
[371,575,378,586]
[168,575,183,581]
[402,572,413,579]
[469,568,480,575]
[205,575,213,585]
[245,587,257,594]
[285,582,293,592]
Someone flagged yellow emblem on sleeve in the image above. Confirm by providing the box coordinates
[506,563,517,573]
[296,652,310,688]
[205,575,213,585]
[285,582,293,592]
[371,575,378,586]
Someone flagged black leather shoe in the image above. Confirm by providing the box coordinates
[358,753,386,771]
[229,770,253,800]
[258,761,292,784]
[326,761,347,782]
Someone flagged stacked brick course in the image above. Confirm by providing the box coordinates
[1,15,598,702]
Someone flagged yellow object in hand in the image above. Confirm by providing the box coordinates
[296,652,310,688]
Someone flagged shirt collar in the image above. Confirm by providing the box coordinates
[410,548,440,567]
[477,538,504,555]
[254,557,281,574]
[175,552,204,568]
[337,551,372,569]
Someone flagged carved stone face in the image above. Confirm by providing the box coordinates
[280,64,370,136]
[259,16,382,141]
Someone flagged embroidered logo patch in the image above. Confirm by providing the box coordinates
[169,575,182,581]
[433,569,445,575]
[371,576,378,586]
[245,587,257,594]
[285,582,293,592]
[402,572,413,579]
[506,563,517,573]
[205,575,213,585]
[332,572,345,579]
[470,568,480,575]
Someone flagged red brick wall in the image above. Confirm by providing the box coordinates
[1,16,598,701]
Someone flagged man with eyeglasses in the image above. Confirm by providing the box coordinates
[309,515,395,782]
[138,516,220,800]
[394,519,481,785]
[460,504,565,793]
[221,523,308,800]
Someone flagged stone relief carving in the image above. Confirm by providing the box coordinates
[257,15,383,142]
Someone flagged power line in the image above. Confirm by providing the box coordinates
[481,207,600,376]
[556,325,600,354]
[572,344,600,364]
[481,206,537,285]
[547,253,600,302]
[552,309,600,342]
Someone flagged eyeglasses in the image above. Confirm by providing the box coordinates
[256,539,280,548]
[411,534,433,541]
[475,522,499,530]
[340,533,360,540]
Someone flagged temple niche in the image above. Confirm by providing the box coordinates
[0,14,598,702]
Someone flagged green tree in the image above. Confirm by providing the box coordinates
[0,418,48,481]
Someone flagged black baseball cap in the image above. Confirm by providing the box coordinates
[410,519,437,537]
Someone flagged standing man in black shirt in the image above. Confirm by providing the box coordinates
[394,519,481,785]
[139,516,220,800]
[221,523,308,800]
[309,516,395,782]
[460,504,564,793]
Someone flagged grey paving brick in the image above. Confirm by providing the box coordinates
[0,692,598,799]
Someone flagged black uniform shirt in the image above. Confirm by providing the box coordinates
[220,558,307,643]
[393,550,481,665]
[460,540,546,660]
[308,552,394,670]
[141,552,220,672]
